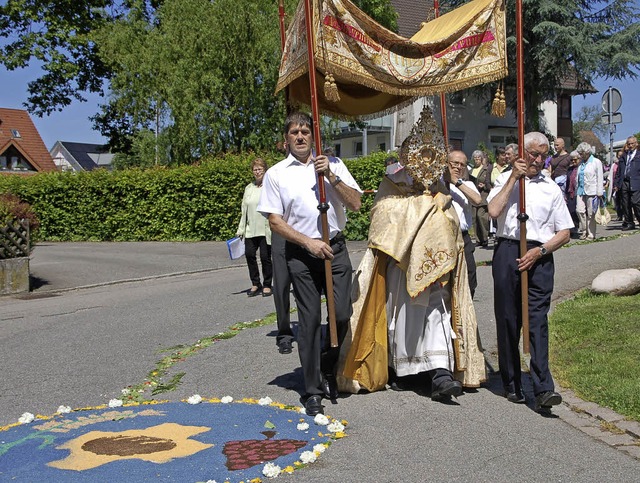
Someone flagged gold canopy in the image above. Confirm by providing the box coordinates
[276,0,507,118]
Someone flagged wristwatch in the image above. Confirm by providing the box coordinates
[539,246,548,256]
[331,175,342,187]
[455,179,464,187]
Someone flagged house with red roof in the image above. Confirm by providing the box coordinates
[0,108,57,175]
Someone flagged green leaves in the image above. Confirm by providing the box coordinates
[0,152,388,241]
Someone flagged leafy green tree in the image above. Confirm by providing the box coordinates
[572,104,609,143]
[353,0,398,31]
[0,0,112,114]
[443,0,640,131]
[1,0,399,162]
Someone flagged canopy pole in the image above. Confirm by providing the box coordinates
[303,0,338,347]
[278,0,292,113]
[434,0,449,149]
[515,0,530,354]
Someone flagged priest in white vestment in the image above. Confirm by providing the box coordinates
[338,107,486,400]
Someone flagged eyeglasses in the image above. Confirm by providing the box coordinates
[525,149,546,159]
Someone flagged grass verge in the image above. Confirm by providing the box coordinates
[550,290,640,421]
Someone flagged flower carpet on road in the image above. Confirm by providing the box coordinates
[0,397,346,482]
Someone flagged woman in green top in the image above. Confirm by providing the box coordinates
[237,158,273,297]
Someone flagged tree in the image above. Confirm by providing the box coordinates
[572,104,608,143]
[443,0,640,131]
[1,0,399,162]
[94,0,398,164]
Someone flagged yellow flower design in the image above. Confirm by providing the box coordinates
[48,423,212,470]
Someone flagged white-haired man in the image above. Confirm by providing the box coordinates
[488,132,574,413]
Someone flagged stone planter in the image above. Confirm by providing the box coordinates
[0,257,30,295]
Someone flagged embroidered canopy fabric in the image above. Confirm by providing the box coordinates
[276,0,507,118]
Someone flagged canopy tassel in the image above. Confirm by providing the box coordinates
[491,82,506,117]
[324,73,340,103]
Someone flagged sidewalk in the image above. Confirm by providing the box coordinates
[4,224,640,480]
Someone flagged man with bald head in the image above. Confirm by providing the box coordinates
[443,150,481,297]
[550,137,571,193]
[488,132,574,413]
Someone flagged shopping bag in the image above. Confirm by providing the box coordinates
[226,237,245,260]
[594,198,611,226]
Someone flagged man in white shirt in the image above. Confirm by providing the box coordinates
[488,132,574,413]
[258,111,362,415]
[443,150,481,297]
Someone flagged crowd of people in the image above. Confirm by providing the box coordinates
[235,109,637,417]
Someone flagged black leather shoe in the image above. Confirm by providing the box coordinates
[277,340,292,354]
[303,395,324,416]
[431,379,462,400]
[321,374,339,400]
[247,287,261,297]
[535,391,562,411]
[504,391,525,403]
[622,224,636,231]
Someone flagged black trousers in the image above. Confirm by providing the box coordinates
[286,234,352,396]
[492,238,555,396]
[271,232,293,345]
[244,236,272,288]
[620,179,640,226]
[462,231,477,298]
[473,204,490,244]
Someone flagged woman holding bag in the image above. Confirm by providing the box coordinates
[575,142,604,240]
[236,158,273,297]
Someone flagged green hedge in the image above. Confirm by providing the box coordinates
[0,152,389,241]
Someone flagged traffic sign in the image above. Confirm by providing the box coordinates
[601,87,622,113]
[601,112,622,124]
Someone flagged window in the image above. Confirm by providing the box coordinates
[449,131,465,151]
[355,141,363,156]
[0,156,6,169]
[335,144,341,157]
[378,143,386,152]
[449,92,465,106]
[10,129,21,138]
[558,96,571,119]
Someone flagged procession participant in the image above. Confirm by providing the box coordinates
[614,136,640,230]
[487,132,573,412]
[272,231,294,354]
[337,107,486,401]
[444,150,482,298]
[236,158,272,297]
[504,143,518,168]
[575,142,604,240]
[470,150,493,247]
[271,144,294,355]
[550,137,571,193]
[258,111,362,416]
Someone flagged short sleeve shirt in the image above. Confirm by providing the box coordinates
[257,154,362,239]
[447,179,479,232]
[487,171,574,244]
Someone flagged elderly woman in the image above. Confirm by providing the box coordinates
[575,142,604,240]
[236,158,272,296]
[565,151,581,236]
[470,150,493,247]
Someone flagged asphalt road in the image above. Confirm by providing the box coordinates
[1,226,639,481]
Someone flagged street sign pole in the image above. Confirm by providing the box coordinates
[609,87,614,169]
[602,87,622,166]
